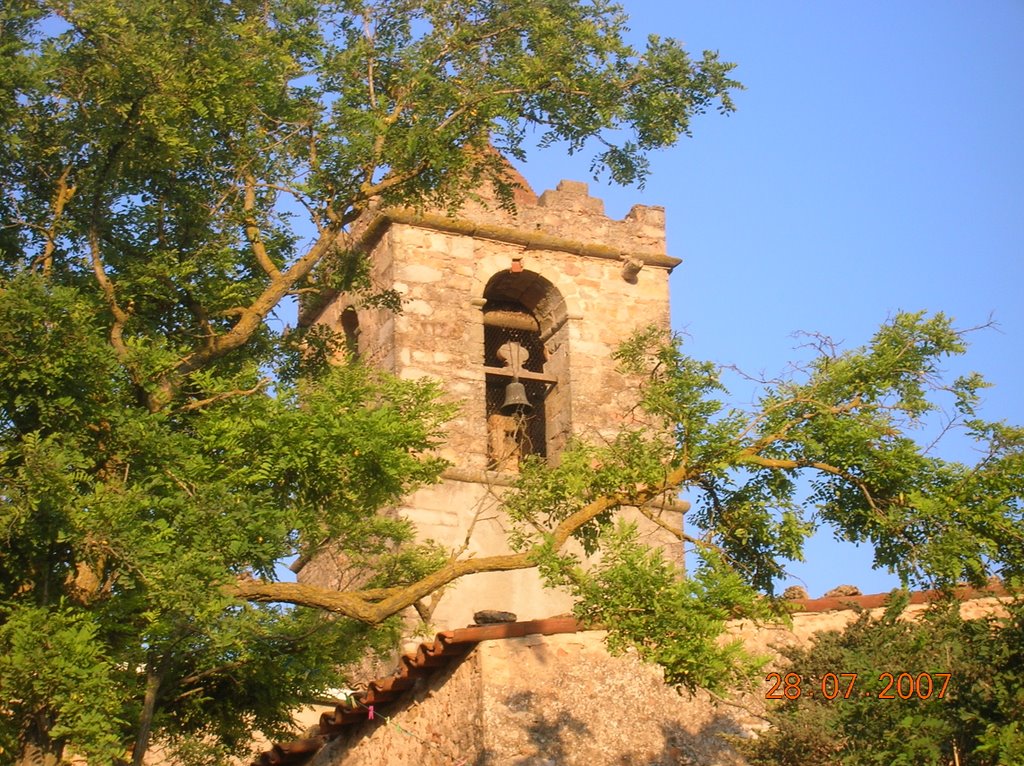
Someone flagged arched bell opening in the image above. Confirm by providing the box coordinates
[481,270,570,472]
[340,306,361,359]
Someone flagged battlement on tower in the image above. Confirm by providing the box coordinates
[351,175,675,265]
[456,176,670,260]
[301,174,677,329]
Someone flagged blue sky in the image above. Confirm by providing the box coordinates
[514,1,1024,596]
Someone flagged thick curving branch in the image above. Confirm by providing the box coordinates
[242,174,282,280]
[229,464,694,624]
[167,164,436,402]
[226,377,906,625]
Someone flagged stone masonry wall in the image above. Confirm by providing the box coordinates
[314,597,1012,766]
[309,650,485,766]
[309,177,676,472]
[307,230,397,373]
[302,177,684,629]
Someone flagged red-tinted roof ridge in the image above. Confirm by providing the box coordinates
[786,581,1011,614]
[250,589,1016,765]
[250,617,583,766]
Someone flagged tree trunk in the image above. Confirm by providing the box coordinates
[130,661,165,766]
[16,710,65,766]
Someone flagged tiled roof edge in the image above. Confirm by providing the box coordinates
[786,582,1013,614]
[250,586,1017,764]
[250,617,581,766]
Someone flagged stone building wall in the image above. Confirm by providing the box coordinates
[309,653,485,766]
[728,593,1012,661]
[310,596,1012,766]
[300,176,685,628]
[308,230,397,373]
[312,631,755,766]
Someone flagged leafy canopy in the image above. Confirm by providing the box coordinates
[742,596,1024,766]
[2,0,1022,764]
[0,0,743,763]
[508,314,1022,694]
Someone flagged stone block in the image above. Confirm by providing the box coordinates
[403,299,433,316]
[398,262,445,283]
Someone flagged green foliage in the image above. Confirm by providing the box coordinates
[607,318,1024,592]
[0,274,448,763]
[741,596,1024,766]
[1,0,1021,762]
[535,521,774,695]
[505,430,674,554]
[144,608,403,766]
[0,0,743,760]
[0,604,126,763]
[504,314,1021,719]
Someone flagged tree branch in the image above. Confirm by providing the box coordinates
[358,160,430,200]
[741,395,864,456]
[255,181,326,234]
[88,227,132,364]
[737,454,847,478]
[738,454,883,514]
[635,503,719,554]
[177,378,270,413]
[167,157,435,407]
[34,165,76,278]
[131,657,168,766]
[173,224,341,381]
[229,464,694,623]
[243,174,281,279]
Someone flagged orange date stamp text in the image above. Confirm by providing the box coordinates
[764,672,951,701]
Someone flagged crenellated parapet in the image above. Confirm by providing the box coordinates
[302,176,676,328]
[533,179,667,257]
[358,175,672,264]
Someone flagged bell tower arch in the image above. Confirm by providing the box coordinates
[481,270,570,471]
[299,173,682,628]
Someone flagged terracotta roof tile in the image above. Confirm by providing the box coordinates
[788,582,1009,613]
[250,617,581,765]
[250,586,1013,765]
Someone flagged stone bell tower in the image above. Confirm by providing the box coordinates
[297,169,683,628]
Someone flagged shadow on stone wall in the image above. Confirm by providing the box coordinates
[469,689,753,766]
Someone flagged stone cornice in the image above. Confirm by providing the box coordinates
[357,208,681,269]
[300,207,680,327]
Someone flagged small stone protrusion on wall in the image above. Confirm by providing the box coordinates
[824,584,862,597]
[782,585,810,600]
[621,257,644,283]
[538,179,606,215]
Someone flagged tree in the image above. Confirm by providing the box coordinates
[740,595,1024,766]
[0,1,744,763]
[1,2,1022,765]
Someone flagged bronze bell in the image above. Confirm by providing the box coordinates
[500,378,533,415]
